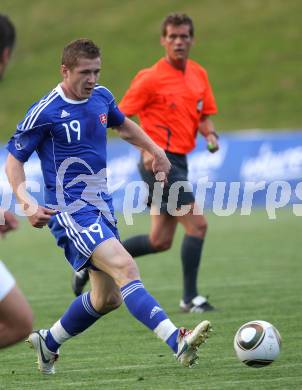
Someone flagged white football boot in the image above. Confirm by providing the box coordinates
[176,320,212,367]
[26,329,59,374]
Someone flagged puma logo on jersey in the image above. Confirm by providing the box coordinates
[61,110,70,118]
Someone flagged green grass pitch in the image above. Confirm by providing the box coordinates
[0,209,301,389]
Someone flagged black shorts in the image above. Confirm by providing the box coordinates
[138,151,195,214]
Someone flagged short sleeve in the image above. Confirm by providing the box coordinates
[6,105,51,162]
[119,69,153,116]
[107,96,125,127]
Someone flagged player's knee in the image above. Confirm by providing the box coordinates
[108,254,140,288]
[187,218,208,238]
[197,219,208,237]
[91,291,122,314]
[101,293,123,314]
[108,292,123,310]
[19,319,33,341]
[24,312,33,334]
[150,236,173,252]
[19,309,33,339]
[10,314,33,342]
[120,255,140,280]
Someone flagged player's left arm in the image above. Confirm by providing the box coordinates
[0,209,19,237]
[198,115,219,153]
[113,117,171,182]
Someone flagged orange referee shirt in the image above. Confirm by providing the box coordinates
[119,58,217,154]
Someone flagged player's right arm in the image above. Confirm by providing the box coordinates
[5,154,56,228]
[113,117,171,183]
[5,100,57,228]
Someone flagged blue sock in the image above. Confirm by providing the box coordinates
[45,292,102,352]
[121,280,179,352]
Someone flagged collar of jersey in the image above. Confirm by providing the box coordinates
[160,57,187,75]
[55,84,88,104]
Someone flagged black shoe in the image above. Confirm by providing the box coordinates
[179,296,216,313]
[72,268,89,296]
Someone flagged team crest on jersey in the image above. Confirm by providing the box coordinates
[99,113,107,127]
[197,99,203,112]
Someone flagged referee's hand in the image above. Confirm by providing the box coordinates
[206,133,219,153]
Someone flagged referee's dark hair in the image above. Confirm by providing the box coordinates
[161,13,194,38]
[0,14,16,57]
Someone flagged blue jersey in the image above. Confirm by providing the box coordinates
[7,84,125,220]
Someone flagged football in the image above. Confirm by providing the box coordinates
[234,320,281,368]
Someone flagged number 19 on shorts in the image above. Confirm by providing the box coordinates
[82,223,104,244]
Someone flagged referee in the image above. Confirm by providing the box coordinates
[119,13,219,313]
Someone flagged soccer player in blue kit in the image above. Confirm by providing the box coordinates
[5,39,212,374]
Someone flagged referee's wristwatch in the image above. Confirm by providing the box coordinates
[208,130,219,139]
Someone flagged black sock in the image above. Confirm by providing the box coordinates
[122,235,158,257]
[181,235,204,303]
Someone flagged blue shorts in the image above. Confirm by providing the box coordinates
[48,209,120,271]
